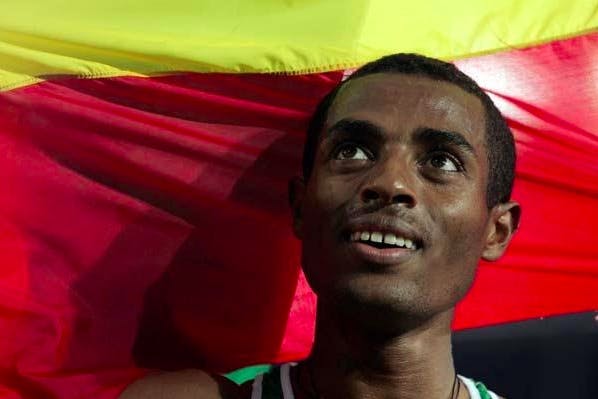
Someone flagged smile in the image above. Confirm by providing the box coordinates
[350,231,418,250]
[344,227,421,266]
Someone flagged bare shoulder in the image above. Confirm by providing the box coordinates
[119,369,250,399]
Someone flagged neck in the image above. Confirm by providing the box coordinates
[302,301,457,399]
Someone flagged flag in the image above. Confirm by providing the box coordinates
[1,1,597,398]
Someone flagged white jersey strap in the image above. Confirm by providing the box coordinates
[280,363,295,399]
[250,373,263,399]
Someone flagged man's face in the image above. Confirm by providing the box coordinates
[292,73,506,326]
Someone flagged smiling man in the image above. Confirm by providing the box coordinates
[121,54,520,399]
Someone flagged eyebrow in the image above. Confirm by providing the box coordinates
[326,118,476,156]
[414,128,476,156]
[325,118,385,140]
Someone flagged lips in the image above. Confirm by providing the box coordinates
[344,217,422,246]
[350,231,417,249]
[342,217,423,265]
[348,241,417,266]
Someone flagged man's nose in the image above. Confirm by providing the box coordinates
[359,158,417,208]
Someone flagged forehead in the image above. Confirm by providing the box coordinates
[326,73,486,143]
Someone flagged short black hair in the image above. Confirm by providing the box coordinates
[302,53,516,208]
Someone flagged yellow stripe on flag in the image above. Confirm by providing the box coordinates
[1,0,596,91]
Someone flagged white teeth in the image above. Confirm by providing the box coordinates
[370,232,383,243]
[353,231,416,249]
[383,233,397,245]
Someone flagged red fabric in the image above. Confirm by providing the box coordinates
[0,33,597,397]
[0,72,343,398]
[453,33,598,328]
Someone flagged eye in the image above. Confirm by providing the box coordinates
[333,143,371,160]
[425,153,461,172]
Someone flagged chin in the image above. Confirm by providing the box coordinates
[324,276,446,332]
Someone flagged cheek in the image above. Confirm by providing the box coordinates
[300,178,338,270]
[425,181,488,244]
[419,211,486,308]
[300,175,358,291]
[305,174,357,222]
[424,189,489,290]
[303,178,336,229]
[442,200,488,257]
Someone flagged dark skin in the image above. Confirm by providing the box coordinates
[120,73,519,399]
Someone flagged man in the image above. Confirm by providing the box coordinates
[121,53,520,399]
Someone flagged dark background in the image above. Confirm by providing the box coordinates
[453,311,598,398]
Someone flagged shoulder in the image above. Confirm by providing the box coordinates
[119,369,252,399]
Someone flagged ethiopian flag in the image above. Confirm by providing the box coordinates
[1,2,597,398]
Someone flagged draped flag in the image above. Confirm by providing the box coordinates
[1,1,597,398]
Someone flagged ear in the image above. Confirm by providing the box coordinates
[481,201,521,261]
[288,176,306,239]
